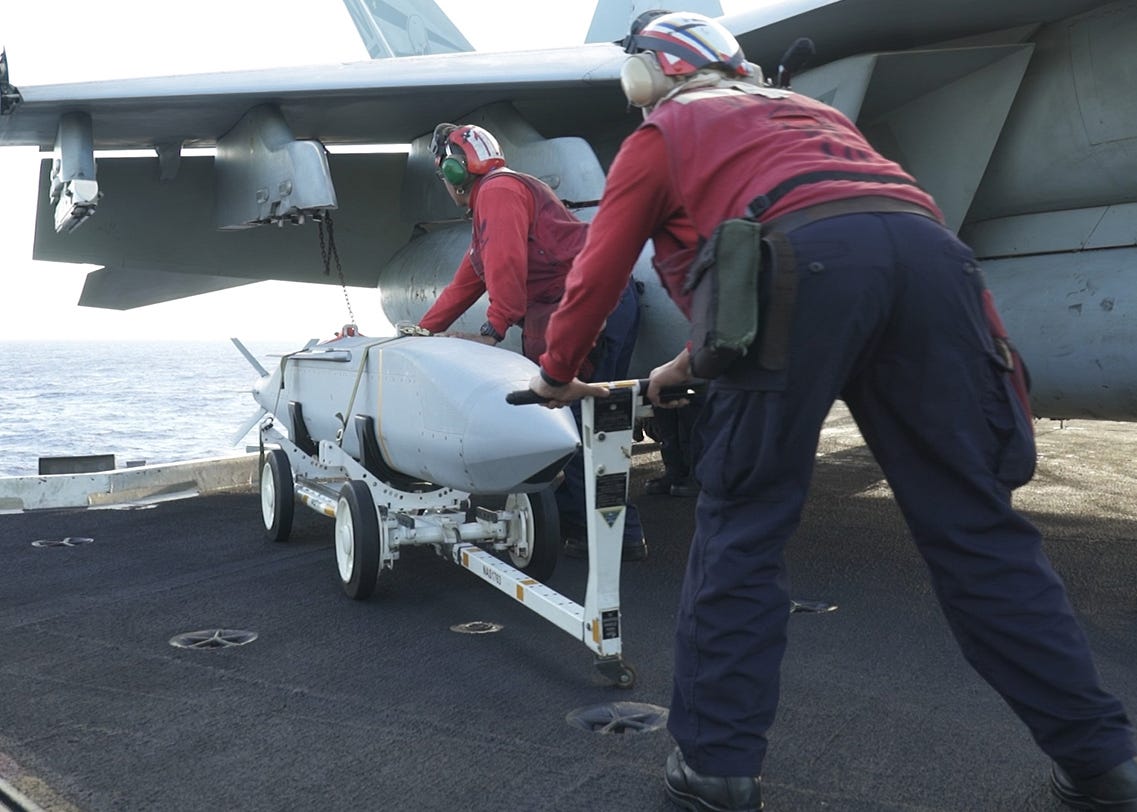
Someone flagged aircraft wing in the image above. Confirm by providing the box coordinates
[2,0,1103,151]
[0,42,633,307]
[0,45,630,151]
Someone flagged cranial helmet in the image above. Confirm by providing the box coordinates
[430,123,506,188]
[620,11,749,108]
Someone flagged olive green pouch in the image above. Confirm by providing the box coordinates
[683,217,763,379]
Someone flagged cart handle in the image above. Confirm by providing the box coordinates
[506,379,704,406]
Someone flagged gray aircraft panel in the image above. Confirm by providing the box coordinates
[725,0,1104,75]
[34,152,411,298]
[963,202,1137,258]
[78,268,258,310]
[971,5,1137,219]
[862,46,1033,231]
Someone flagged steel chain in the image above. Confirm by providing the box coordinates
[318,213,356,326]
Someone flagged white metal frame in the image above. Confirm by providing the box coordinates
[259,379,650,686]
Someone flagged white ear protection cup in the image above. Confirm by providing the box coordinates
[620,53,673,108]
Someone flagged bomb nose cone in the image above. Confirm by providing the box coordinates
[371,338,581,494]
[463,390,579,493]
[250,368,282,414]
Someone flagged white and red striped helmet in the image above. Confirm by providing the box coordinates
[623,11,748,78]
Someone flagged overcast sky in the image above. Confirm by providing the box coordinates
[0,1,755,341]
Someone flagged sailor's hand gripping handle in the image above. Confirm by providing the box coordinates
[506,379,703,406]
[505,389,557,405]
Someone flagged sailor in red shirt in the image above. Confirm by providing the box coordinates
[419,123,647,562]
[524,12,1136,812]
[418,124,589,362]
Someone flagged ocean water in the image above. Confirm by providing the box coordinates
[0,339,297,478]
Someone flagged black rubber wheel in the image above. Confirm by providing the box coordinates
[334,480,380,600]
[506,487,560,583]
[260,449,294,543]
[614,663,637,689]
[596,659,638,689]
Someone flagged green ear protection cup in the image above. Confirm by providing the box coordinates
[440,155,469,186]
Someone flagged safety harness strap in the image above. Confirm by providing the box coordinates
[756,231,797,371]
[747,170,920,219]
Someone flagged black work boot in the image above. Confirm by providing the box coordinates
[644,475,676,495]
[669,475,701,497]
[563,531,647,562]
[1051,756,1137,810]
[664,748,762,811]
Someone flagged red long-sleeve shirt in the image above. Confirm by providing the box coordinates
[538,127,692,383]
[539,87,942,383]
[419,169,586,360]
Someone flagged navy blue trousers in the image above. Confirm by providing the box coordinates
[555,279,645,541]
[649,395,704,480]
[667,212,1135,779]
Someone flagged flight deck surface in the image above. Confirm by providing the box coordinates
[2,406,1135,811]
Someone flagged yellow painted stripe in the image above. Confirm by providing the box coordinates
[592,619,601,645]
[515,585,525,602]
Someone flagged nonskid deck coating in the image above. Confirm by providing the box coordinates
[1,406,1135,812]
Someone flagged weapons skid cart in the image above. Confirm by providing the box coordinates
[236,332,666,687]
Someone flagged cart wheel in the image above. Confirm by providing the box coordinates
[505,487,559,583]
[335,480,380,600]
[612,663,637,689]
[595,657,637,689]
[260,449,294,543]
